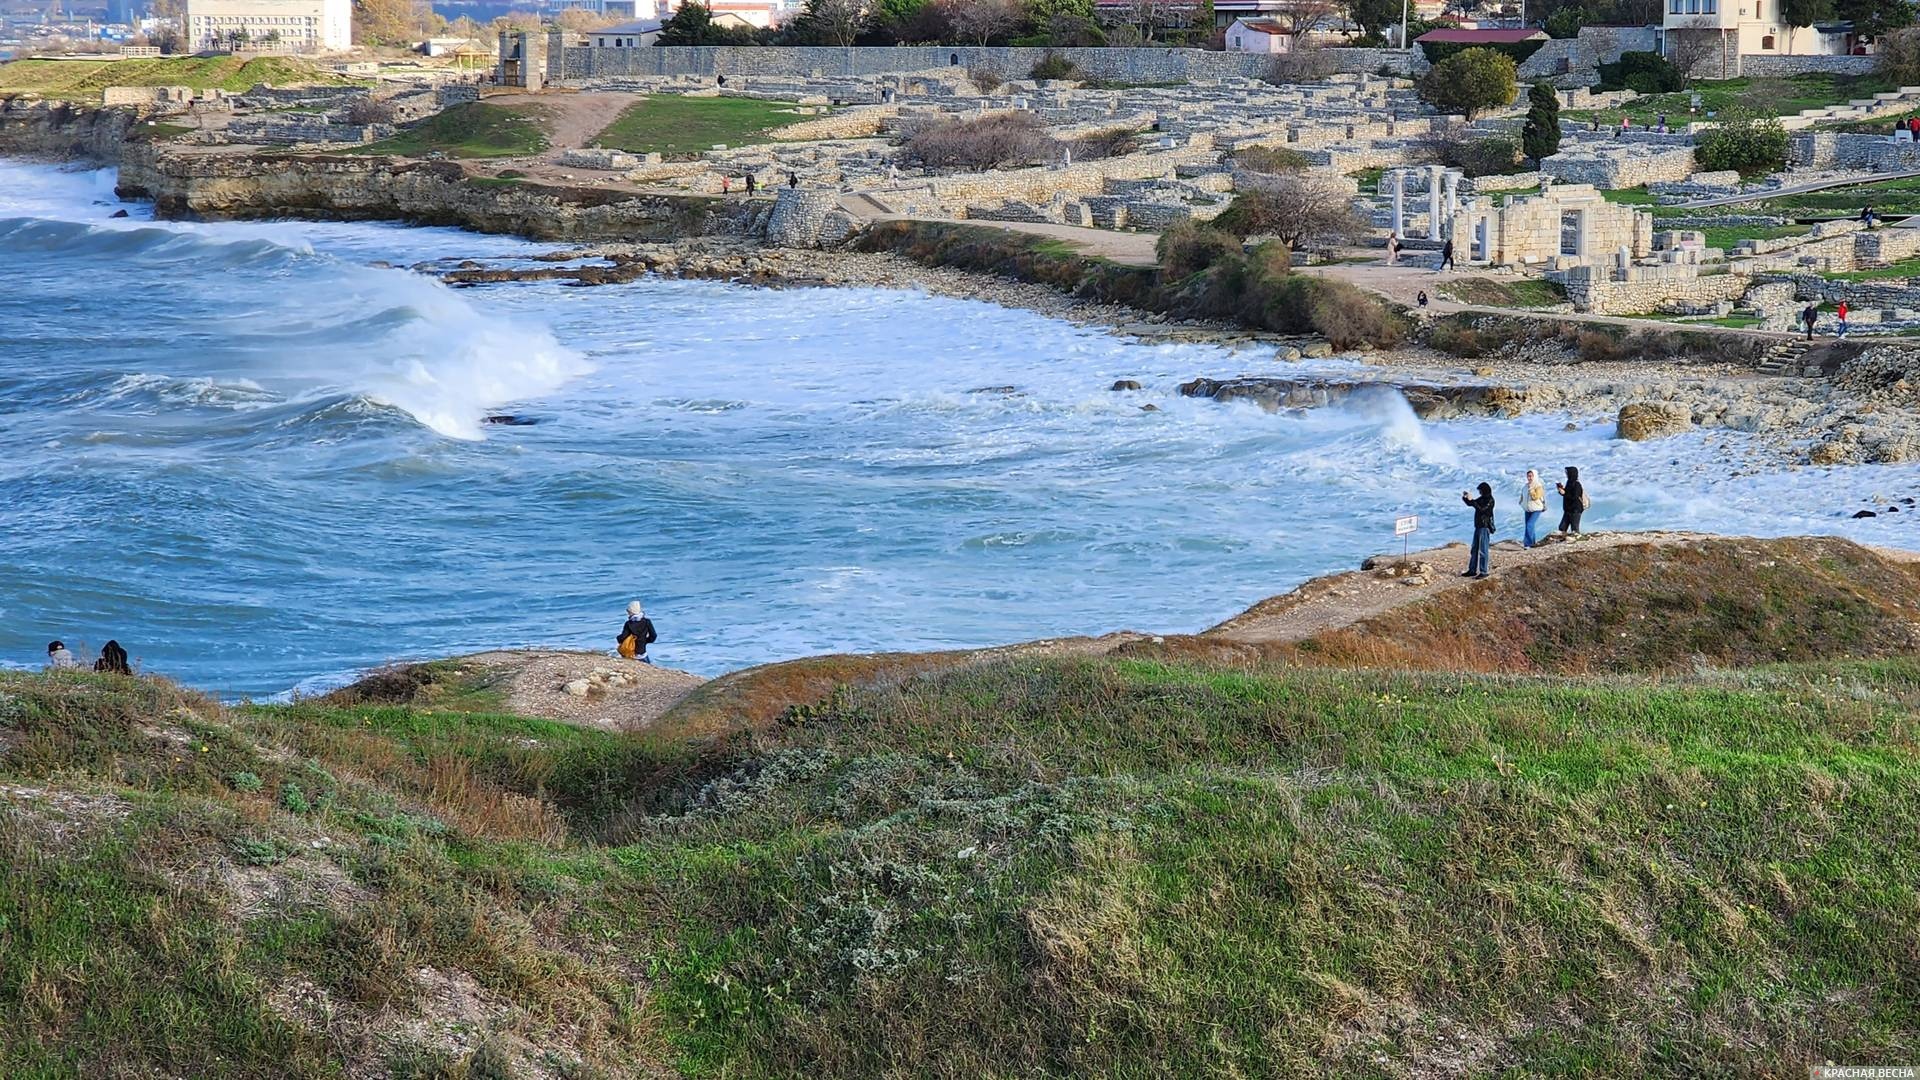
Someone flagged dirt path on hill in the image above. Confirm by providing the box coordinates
[460,649,705,732]
[1205,530,1716,645]
[488,90,634,153]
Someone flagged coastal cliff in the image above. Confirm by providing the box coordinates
[1,99,763,242]
[4,534,1920,1077]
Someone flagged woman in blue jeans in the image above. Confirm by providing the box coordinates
[1522,469,1546,548]
[1461,482,1495,578]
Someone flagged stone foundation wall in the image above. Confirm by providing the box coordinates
[552,44,1423,84]
[1541,145,1695,186]
[1743,54,1877,78]
[224,119,390,145]
[1561,264,1750,313]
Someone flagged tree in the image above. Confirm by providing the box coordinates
[1543,5,1582,36]
[1780,0,1836,54]
[1417,46,1517,119]
[1348,0,1401,39]
[657,1,721,43]
[1210,172,1369,253]
[870,0,930,41]
[1521,79,1561,161]
[1271,0,1337,34]
[1879,25,1920,82]
[555,7,624,30]
[945,0,1022,42]
[1839,0,1915,37]
[356,0,428,46]
[789,0,866,44]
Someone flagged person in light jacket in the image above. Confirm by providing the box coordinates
[1522,469,1547,548]
[46,640,81,671]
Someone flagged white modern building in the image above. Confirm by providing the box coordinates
[1224,18,1294,52]
[1664,0,1865,69]
[184,0,351,52]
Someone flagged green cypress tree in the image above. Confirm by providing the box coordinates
[1521,80,1562,162]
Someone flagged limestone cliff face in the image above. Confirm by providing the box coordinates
[0,98,146,164]
[118,149,763,242]
[1,100,763,243]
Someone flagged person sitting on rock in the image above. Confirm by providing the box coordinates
[46,640,81,671]
[94,640,131,675]
[617,601,657,664]
[1461,482,1495,579]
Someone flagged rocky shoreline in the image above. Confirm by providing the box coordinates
[13,100,1920,471]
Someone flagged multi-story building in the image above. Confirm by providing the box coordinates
[1663,0,1865,76]
[183,0,352,52]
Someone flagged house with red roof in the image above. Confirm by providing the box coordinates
[1225,17,1295,52]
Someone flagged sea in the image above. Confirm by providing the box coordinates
[4,158,1917,697]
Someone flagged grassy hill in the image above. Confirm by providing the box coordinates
[5,538,1920,1077]
[0,56,363,102]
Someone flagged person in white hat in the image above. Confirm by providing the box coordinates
[617,600,657,663]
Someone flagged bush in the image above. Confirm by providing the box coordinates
[1210,175,1368,252]
[1597,50,1683,93]
[1233,145,1311,173]
[1066,126,1138,160]
[1267,47,1335,84]
[1304,276,1408,350]
[1156,220,1242,279]
[1028,50,1080,81]
[1418,48,1517,119]
[1449,135,1522,177]
[1696,114,1790,176]
[905,111,1056,169]
[966,66,1003,93]
[1880,27,1920,84]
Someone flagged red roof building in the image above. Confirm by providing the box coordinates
[1414,27,1550,43]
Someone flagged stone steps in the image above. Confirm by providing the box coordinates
[1755,338,1815,376]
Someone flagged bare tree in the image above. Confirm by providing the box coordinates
[793,0,865,45]
[1270,0,1338,36]
[1668,24,1725,82]
[945,0,1021,44]
[1100,0,1191,43]
[1218,171,1369,254]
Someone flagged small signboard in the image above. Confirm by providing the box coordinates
[1394,514,1419,537]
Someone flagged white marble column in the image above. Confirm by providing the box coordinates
[1427,164,1444,240]
[1443,170,1460,221]
[1389,170,1404,237]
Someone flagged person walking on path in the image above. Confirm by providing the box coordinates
[1461,482,1495,578]
[721,175,731,195]
[1387,233,1401,265]
[787,170,799,189]
[1522,469,1547,548]
[45,640,80,670]
[1437,237,1454,272]
[617,601,657,664]
[1555,466,1587,535]
[1838,300,1851,338]
[745,173,757,195]
[1802,304,1819,341]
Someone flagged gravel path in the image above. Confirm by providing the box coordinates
[461,649,705,732]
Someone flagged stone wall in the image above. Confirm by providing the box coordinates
[1794,130,1920,170]
[1517,27,1658,87]
[1743,54,1877,78]
[224,119,391,145]
[436,84,480,106]
[765,187,840,246]
[1561,263,1750,313]
[550,44,1424,84]
[1541,145,1695,186]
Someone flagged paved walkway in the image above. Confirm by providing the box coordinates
[1676,168,1920,209]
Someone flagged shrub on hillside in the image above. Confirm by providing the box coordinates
[1521,80,1561,161]
[1696,113,1790,176]
[1267,47,1335,84]
[1233,145,1311,173]
[905,111,1056,169]
[1879,27,1920,84]
[1156,220,1242,279]
[1430,134,1522,177]
[1418,47,1518,118]
[1029,50,1081,81]
[966,66,1004,93]
[1066,126,1138,160]
[1597,50,1684,93]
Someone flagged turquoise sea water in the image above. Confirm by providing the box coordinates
[4,160,1916,696]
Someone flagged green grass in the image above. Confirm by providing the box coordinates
[590,94,810,158]
[1828,253,1920,281]
[1563,72,1898,127]
[1442,276,1568,308]
[7,588,1920,1079]
[1701,223,1809,250]
[354,102,547,159]
[0,55,363,101]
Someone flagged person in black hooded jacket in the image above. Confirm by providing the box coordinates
[1555,466,1586,534]
[1461,481,1495,578]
